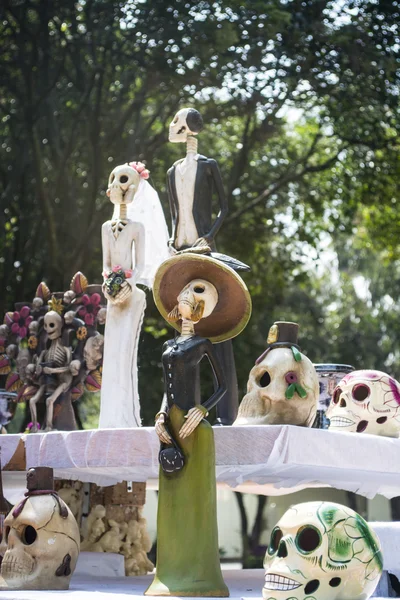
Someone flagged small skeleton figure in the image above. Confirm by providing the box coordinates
[29,311,80,433]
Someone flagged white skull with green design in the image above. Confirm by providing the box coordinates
[263,501,382,600]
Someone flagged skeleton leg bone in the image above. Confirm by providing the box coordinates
[29,386,45,433]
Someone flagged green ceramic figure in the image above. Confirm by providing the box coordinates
[145,254,251,597]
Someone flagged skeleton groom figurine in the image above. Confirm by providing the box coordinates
[146,253,251,597]
[167,107,239,425]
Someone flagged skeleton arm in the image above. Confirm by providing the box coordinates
[166,169,178,251]
[198,159,228,245]
[179,339,227,439]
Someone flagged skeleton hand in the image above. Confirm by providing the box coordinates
[155,413,172,444]
[167,240,178,255]
[35,365,43,376]
[180,237,211,254]
[70,360,81,376]
[179,406,207,439]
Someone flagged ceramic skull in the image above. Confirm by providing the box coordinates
[234,347,318,426]
[107,164,140,205]
[0,495,80,590]
[327,369,400,437]
[177,279,218,322]
[44,311,62,340]
[169,108,203,143]
[263,501,383,600]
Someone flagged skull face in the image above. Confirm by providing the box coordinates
[1,495,80,590]
[44,311,62,340]
[263,501,382,600]
[83,334,104,372]
[327,369,400,437]
[235,348,318,426]
[107,164,140,206]
[177,279,218,323]
[169,108,203,143]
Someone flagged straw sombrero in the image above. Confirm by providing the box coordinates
[153,254,252,343]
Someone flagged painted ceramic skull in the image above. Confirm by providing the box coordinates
[44,311,62,340]
[326,369,400,437]
[177,279,218,322]
[263,501,382,600]
[234,348,318,426]
[107,164,140,205]
[1,495,80,590]
[169,108,203,143]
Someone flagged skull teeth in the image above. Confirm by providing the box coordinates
[264,574,301,591]
[329,416,355,426]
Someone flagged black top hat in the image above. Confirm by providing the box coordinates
[256,321,300,364]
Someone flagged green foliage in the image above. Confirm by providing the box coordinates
[0,0,399,424]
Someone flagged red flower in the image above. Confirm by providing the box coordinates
[78,293,101,326]
[6,306,32,339]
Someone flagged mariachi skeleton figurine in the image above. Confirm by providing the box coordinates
[167,107,240,425]
[145,253,251,597]
[100,162,168,428]
[0,467,80,591]
[263,501,382,600]
[327,369,400,437]
[234,322,318,427]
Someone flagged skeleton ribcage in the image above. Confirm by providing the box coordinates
[47,342,68,367]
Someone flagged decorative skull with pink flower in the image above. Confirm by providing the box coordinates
[327,369,400,437]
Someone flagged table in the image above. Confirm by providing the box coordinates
[2,424,400,498]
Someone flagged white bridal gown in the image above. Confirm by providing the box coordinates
[99,180,169,428]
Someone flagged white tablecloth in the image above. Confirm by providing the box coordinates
[0,567,391,599]
[2,425,400,498]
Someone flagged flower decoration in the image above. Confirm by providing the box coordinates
[5,372,22,392]
[28,335,38,350]
[77,293,101,326]
[17,384,38,403]
[85,368,102,392]
[0,354,11,375]
[129,161,150,179]
[48,296,64,315]
[285,371,307,400]
[25,421,41,433]
[5,306,33,339]
[71,383,84,402]
[76,326,88,341]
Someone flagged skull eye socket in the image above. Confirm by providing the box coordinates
[119,175,129,184]
[332,387,341,404]
[295,525,321,554]
[352,384,370,401]
[194,285,205,294]
[268,527,283,555]
[258,371,271,388]
[49,323,55,328]
[22,525,37,545]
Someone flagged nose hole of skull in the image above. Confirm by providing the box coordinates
[340,398,346,408]
[194,286,205,294]
[277,539,288,558]
[352,383,370,401]
[329,577,341,588]
[377,416,387,424]
[22,525,37,545]
[305,580,320,595]
[177,126,186,134]
[296,525,321,553]
[332,387,341,404]
[258,371,271,388]
[119,175,129,184]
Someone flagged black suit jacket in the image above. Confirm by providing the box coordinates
[167,155,228,251]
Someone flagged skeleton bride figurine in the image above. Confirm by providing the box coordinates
[100,162,169,428]
[145,253,251,597]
